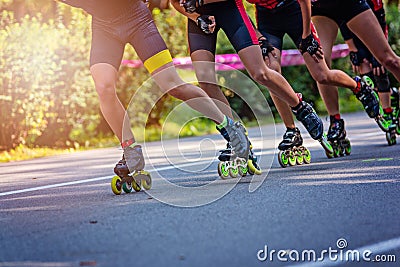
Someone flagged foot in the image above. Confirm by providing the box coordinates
[327,116,346,141]
[353,76,380,118]
[292,101,324,140]
[278,127,303,151]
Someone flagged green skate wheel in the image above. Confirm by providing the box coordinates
[278,151,289,168]
[218,162,230,179]
[344,139,351,155]
[247,159,262,175]
[386,132,396,146]
[296,151,304,165]
[122,182,133,194]
[237,159,248,177]
[288,151,296,166]
[333,147,340,158]
[303,149,311,164]
[396,125,400,135]
[229,165,239,178]
[111,176,122,195]
[320,134,334,154]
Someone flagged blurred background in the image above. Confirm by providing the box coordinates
[0,0,399,161]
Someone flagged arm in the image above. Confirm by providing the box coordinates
[297,0,311,38]
[171,0,216,33]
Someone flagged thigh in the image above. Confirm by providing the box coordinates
[187,18,217,55]
[218,0,258,52]
[311,16,338,67]
[90,19,125,71]
[126,1,168,64]
[256,6,285,50]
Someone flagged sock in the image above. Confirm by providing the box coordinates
[121,138,137,149]
[383,107,393,114]
[330,114,341,121]
[216,116,228,130]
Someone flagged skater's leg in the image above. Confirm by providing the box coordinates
[238,46,300,107]
[311,16,341,116]
[347,9,400,82]
[90,63,134,143]
[191,50,233,119]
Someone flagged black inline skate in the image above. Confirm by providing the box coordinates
[111,145,152,195]
[326,116,351,158]
[216,117,259,179]
[291,95,333,155]
[375,88,399,145]
[353,76,380,118]
[277,127,311,168]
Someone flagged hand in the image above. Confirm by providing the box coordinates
[196,15,215,34]
[258,36,276,60]
[180,0,204,13]
[349,51,361,74]
[299,33,323,63]
[369,57,385,76]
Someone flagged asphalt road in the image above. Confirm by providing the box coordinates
[0,112,399,267]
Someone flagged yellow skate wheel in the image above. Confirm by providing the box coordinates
[247,159,262,175]
[218,162,230,179]
[288,151,296,166]
[111,176,122,195]
[303,149,311,164]
[139,171,152,190]
[278,151,289,168]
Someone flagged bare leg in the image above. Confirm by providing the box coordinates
[191,50,233,119]
[90,63,134,143]
[347,9,400,82]
[238,45,300,107]
[150,62,225,124]
[265,49,296,128]
[311,16,341,116]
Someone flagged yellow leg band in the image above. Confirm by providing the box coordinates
[143,49,173,74]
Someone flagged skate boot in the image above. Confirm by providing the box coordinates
[277,127,311,168]
[326,116,351,158]
[216,117,252,179]
[381,109,397,146]
[291,96,333,154]
[353,76,380,118]
[111,145,151,195]
[391,87,400,135]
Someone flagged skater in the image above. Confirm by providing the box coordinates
[172,0,327,174]
[246,0,377,160]
[57,0,252,193]
[339,0,400,145]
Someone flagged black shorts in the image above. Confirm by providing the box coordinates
[187,0,258,54]
[90,0,168,70]
[311,0,370,26]
[339,7,387,63]
[256,0,302,51]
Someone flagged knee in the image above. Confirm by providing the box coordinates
[250,69,272,84]
[313,72,330,85]
[94,81,116,99]
[381,56,400,71]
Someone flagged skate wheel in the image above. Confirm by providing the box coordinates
[122,182,133,193]
[288,152,296,166]
[278,151,289,168]
[396,124,400,135]
[386,132,397,146]
[134,171,151,190]
[344,139,351,155]
[333,147,340,158]
[237,159,248,177]
[303,149,311,164]
[296,151,304,165]
[229,166,239,178]
[320,134,334,154]
[247,159,262,175]
[218,162,230,179]
[111,176,122,195]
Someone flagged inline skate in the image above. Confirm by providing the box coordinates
[375,88,400,145]
[291,95,333,156]
[326,116,351,158]
[111,145,152,195]
[216,117,258,179]
[277,127,311,168]
[353,76,380,118]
